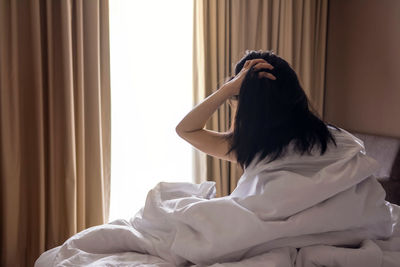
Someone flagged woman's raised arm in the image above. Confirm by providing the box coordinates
[175,59,275,162]
[175,84,236,162]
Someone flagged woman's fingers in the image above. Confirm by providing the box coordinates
[243,59,271,70]
[258,72,277,80]
[243,59,276,80]
[253,62,274,70]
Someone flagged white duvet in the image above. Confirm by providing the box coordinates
[35,128,400,266]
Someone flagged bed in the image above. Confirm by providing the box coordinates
[35,130,400,267]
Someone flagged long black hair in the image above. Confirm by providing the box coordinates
[227,50,336,168]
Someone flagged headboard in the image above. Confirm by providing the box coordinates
[353,132,400,205]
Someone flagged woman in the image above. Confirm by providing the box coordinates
[176,50,336,169]
[36,51,398,267]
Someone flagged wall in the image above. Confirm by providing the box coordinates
[324,0,400,138]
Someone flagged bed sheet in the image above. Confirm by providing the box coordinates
[36,235,400,267]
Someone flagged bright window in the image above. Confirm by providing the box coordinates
[109,0,193,221]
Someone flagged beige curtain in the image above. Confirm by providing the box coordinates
[193,0,328,196]
[0,0,110,266]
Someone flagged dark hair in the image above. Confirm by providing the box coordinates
[227,50,336,168]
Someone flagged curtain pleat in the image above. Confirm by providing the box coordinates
[193,0,328,196]
[0,1,110,266]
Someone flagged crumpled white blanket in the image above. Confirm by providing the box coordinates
[35,128,400,266]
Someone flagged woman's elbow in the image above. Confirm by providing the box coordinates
[175,124,188,139]
[175,125,183,137]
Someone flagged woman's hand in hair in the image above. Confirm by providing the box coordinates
[224,59,276,96]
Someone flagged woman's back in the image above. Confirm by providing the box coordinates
[230,127,387,220]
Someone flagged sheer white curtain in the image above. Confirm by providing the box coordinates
[109,0,193,221]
